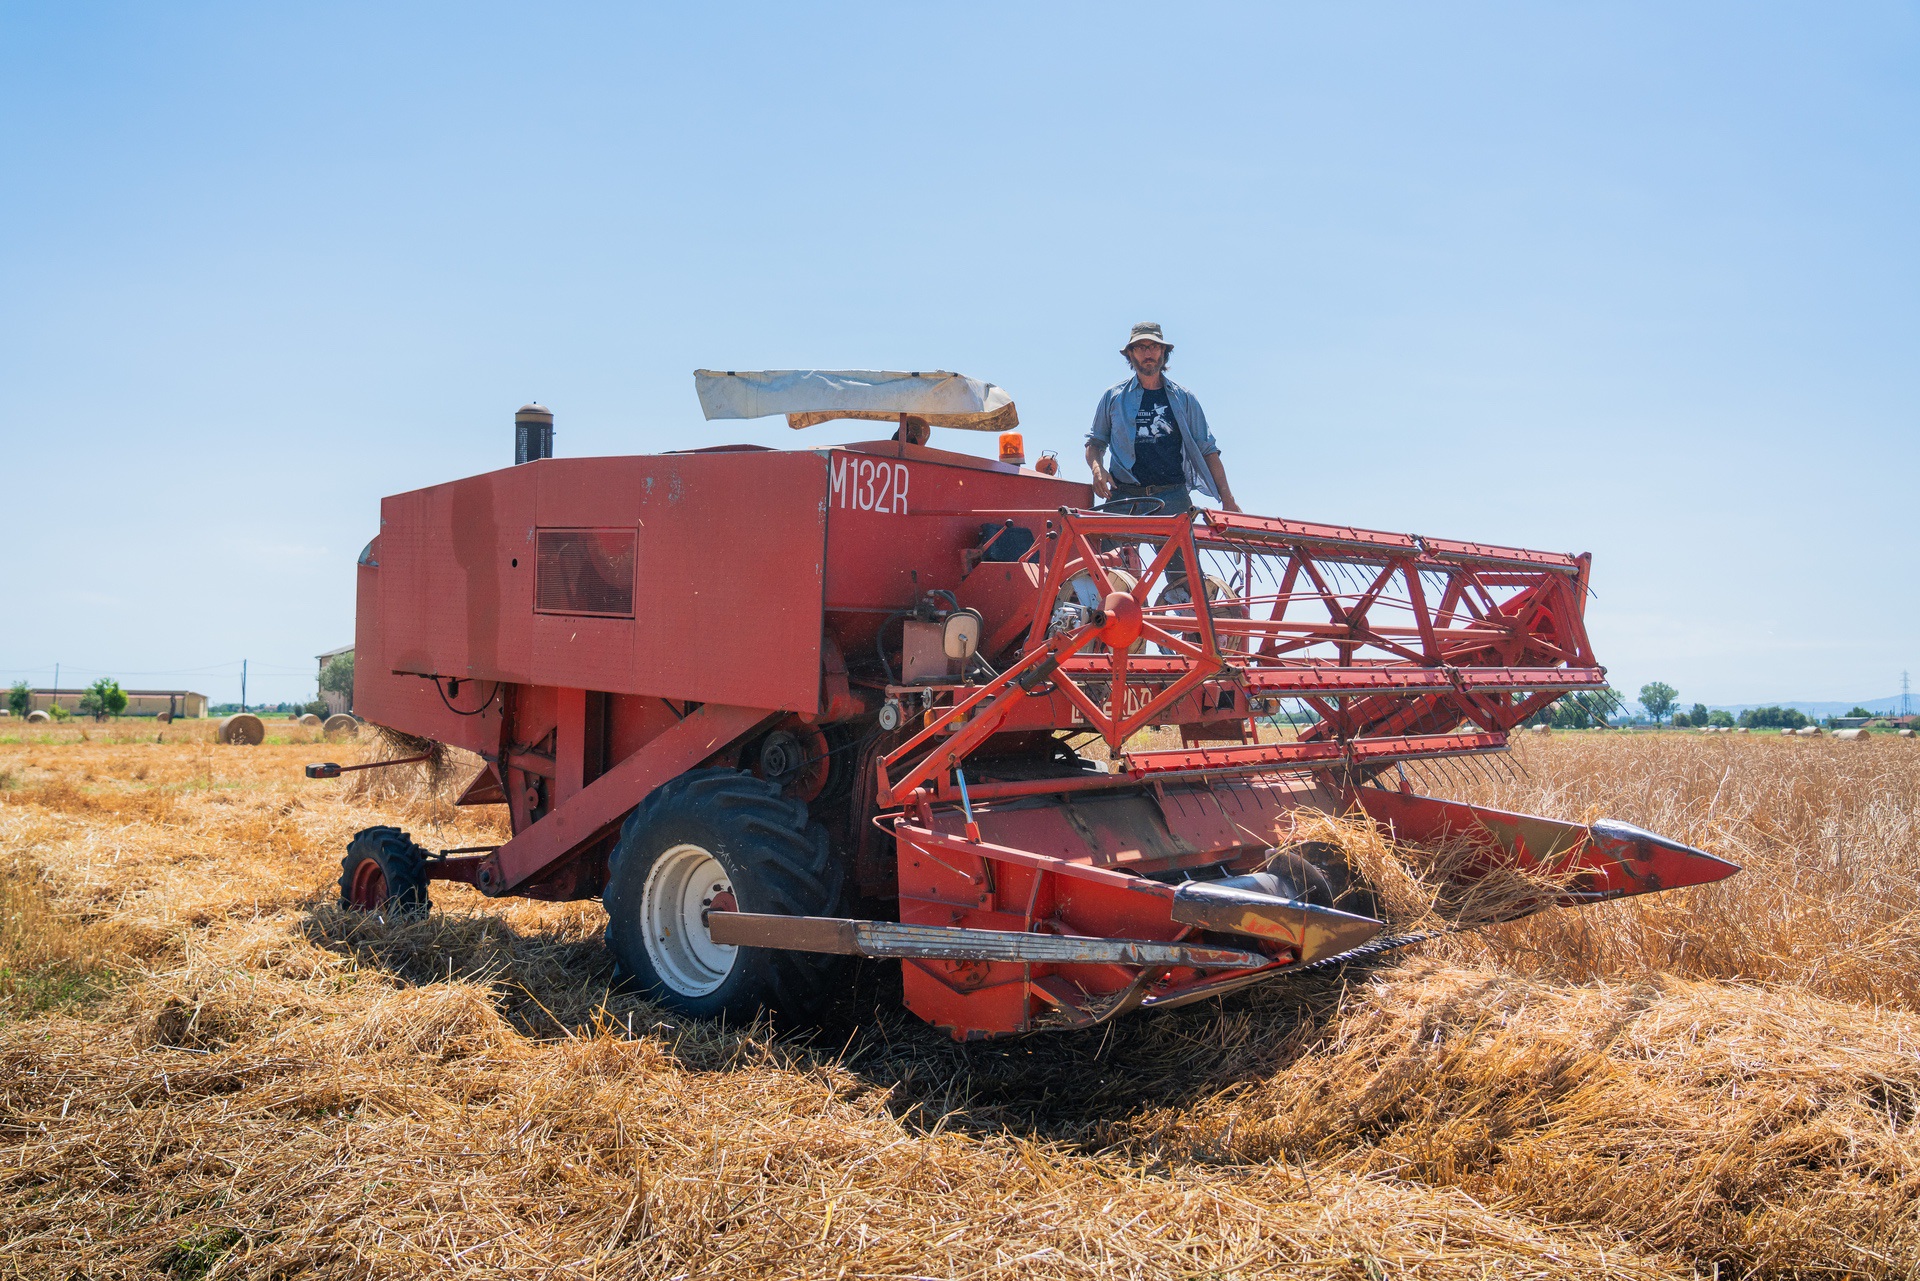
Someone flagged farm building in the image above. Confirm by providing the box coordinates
[19,689,207,718]
[316,644,353,715]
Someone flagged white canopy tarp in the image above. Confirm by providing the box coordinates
[693,369,1018,432]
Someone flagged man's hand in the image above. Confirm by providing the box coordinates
[1206,452,1241,514]
[1084,442,1114,499]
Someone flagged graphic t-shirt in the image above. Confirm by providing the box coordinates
[1130,386,1186,487]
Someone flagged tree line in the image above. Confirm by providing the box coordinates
[1634,682,1853,729]
[1521,682,1859,731]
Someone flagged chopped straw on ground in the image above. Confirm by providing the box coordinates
[2,725,1917,1277]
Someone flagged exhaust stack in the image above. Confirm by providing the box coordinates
[514,402,553,465]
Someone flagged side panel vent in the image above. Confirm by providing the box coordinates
[535,529,636,617]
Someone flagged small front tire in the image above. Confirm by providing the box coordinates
[339,825,432,917]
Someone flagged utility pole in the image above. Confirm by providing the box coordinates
[241,660,247,712]
[52,663,58,714]
[1904,670,1912,718]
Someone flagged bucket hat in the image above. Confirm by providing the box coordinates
[1120,321,1173,356]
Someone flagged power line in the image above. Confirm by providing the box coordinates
[0,659,320,679]
[0,663,244,677]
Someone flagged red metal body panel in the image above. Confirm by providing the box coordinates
[354,539,502,756]
[818,440,1088,659]
[360,451,829,716]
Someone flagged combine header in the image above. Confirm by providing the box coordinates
[328,371,1736,1039]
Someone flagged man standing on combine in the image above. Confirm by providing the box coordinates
[1085,322,1241,516]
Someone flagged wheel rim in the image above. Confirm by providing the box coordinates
[640,843,737,997]
[349,858,389,909]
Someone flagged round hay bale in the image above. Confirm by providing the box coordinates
[299,713,323,727]
[217,713,265,746]
[155,710,173,724]
[1901,728,1915,739]
[1833,728,1870,741]
[26,710,50,724]
[1529,724,1551,734]
[1736,726,1749,733]
[323,713,359,737]
[1795,725,1821,736]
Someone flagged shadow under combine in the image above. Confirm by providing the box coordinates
[302,898,1388,1149]
[833,967,1361,1149]
[302,901,620,1038]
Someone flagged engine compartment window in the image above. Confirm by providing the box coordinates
[535,529,636,617]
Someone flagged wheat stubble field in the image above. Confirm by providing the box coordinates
[2,724,1917,1279]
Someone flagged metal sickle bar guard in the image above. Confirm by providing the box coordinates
[878,507,1602,808]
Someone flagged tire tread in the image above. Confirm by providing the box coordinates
[340,825,432,916]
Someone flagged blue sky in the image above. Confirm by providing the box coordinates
[3,3,1915,709]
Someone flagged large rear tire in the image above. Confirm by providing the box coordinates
[603,768,847,1026]
[339,826,432,917]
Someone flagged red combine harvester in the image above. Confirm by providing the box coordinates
[329,372,1737,1039]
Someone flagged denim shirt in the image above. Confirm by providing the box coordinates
[1086,375,1222,501]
